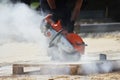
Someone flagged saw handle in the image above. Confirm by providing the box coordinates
[45,14,63,32]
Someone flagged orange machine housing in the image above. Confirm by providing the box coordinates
[45,14,85,54]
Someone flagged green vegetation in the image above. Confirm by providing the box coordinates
[30,2,40,9]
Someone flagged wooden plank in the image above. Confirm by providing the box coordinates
[12,64,79,75]
[107,53,120,60]
[11,53,120,75]
[12,60,120,75]
[81,53,107,60]
[82,53,120,60]
[12,60,120,67]
[13,64,24,75]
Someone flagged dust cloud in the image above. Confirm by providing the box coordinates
[0,0,47,45]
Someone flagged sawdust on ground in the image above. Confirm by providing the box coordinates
[0,72,120,80]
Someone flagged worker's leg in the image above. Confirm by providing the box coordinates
[39,0,74,33]
[39,0,51,14]
[50,9,74,33]
[61,9,75,33]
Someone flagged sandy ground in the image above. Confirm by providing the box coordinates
[0,42,49,63]
[0,37,119,63]
[0,40,118,63]
[0,72,120,80]
[0,32,119,63]
[84,38,120,54]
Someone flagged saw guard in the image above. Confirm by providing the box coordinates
[65,33,85,54]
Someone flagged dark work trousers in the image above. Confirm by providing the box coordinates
[39,0,75,33]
